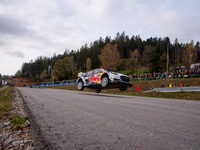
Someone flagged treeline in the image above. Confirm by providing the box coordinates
[16,32,200,82]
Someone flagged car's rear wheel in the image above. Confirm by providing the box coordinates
[101,76,109,87]
[119,86,127,91]
[95,88,101,93]
[78,81,84,90]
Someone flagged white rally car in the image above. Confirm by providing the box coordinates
[77,69,132,93]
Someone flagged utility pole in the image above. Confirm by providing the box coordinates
[52,76,55,88]
[167,43,169,77]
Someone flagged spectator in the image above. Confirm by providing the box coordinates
[150,85,154,90]
[173,83,176,87]
[169,83,172,88]
[161,83,164,88]
[180,82,184,87]
[189,70,192,76]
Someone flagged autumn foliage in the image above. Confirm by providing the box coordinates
[86,57,92,71]
[182,43,198,68]
[98,43,120,71]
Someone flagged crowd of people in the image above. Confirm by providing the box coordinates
[129,67,200,81]
[150,82,184,90]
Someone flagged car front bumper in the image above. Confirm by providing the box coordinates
[111,79,133,87]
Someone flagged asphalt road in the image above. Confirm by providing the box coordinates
[17,88,200,150]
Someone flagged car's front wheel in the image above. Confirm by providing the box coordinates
[101,76,109,87]
[119,86,127,91]
[78,81,84,90]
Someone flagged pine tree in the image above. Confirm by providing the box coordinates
[150,41,165,72]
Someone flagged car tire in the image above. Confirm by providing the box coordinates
[78,81,84,90]
[95,88,101,93]
[119,86,127,91]
[101,76,109,87]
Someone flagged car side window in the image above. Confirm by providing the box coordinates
[94,69,102,74]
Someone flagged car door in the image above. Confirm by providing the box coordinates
[88,69,101,85]
[84,70,93,85]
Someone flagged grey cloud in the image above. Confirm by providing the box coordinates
[4,50,25,58]
[0,39,6,45]
[0,14,28,36]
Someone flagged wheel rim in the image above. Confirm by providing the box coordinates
[102,77,108,87]
[78,82,83,89]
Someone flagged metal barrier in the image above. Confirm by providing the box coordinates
[29,82,77,88]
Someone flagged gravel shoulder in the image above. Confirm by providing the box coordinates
[0,88,34,150]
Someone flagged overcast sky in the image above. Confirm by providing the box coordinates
[0,0,199,75]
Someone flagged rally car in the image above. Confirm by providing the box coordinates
[77,69,132,93]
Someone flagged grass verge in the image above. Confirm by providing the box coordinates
[0,87,15,119]
[10,116,28,130]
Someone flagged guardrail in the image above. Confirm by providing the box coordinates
[143,86,200,93]
[29,82,77,88]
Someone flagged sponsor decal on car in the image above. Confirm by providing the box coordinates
[89,75,101,85]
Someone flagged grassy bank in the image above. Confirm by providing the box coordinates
[0,87,15,119]
[51,78,200,101]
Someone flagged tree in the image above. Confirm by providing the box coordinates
[51,59,64,81]
[15,70,22,76]
[131,49,140,69]
[150,41,165,72]
[182,42,198,67]
[174,38,180,66]
[142,46,153,69]
[126,51,136,74]
[158,52,167,72]
[118,58,128,70]
[115,32,128,58]
[51,56,76,80]
[40,70,48,82]
[98,43,120,71]
[86,57,92,71]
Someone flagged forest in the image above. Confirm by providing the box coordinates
[15,32,200,82]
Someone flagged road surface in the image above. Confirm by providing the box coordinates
[17,88,200,150]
